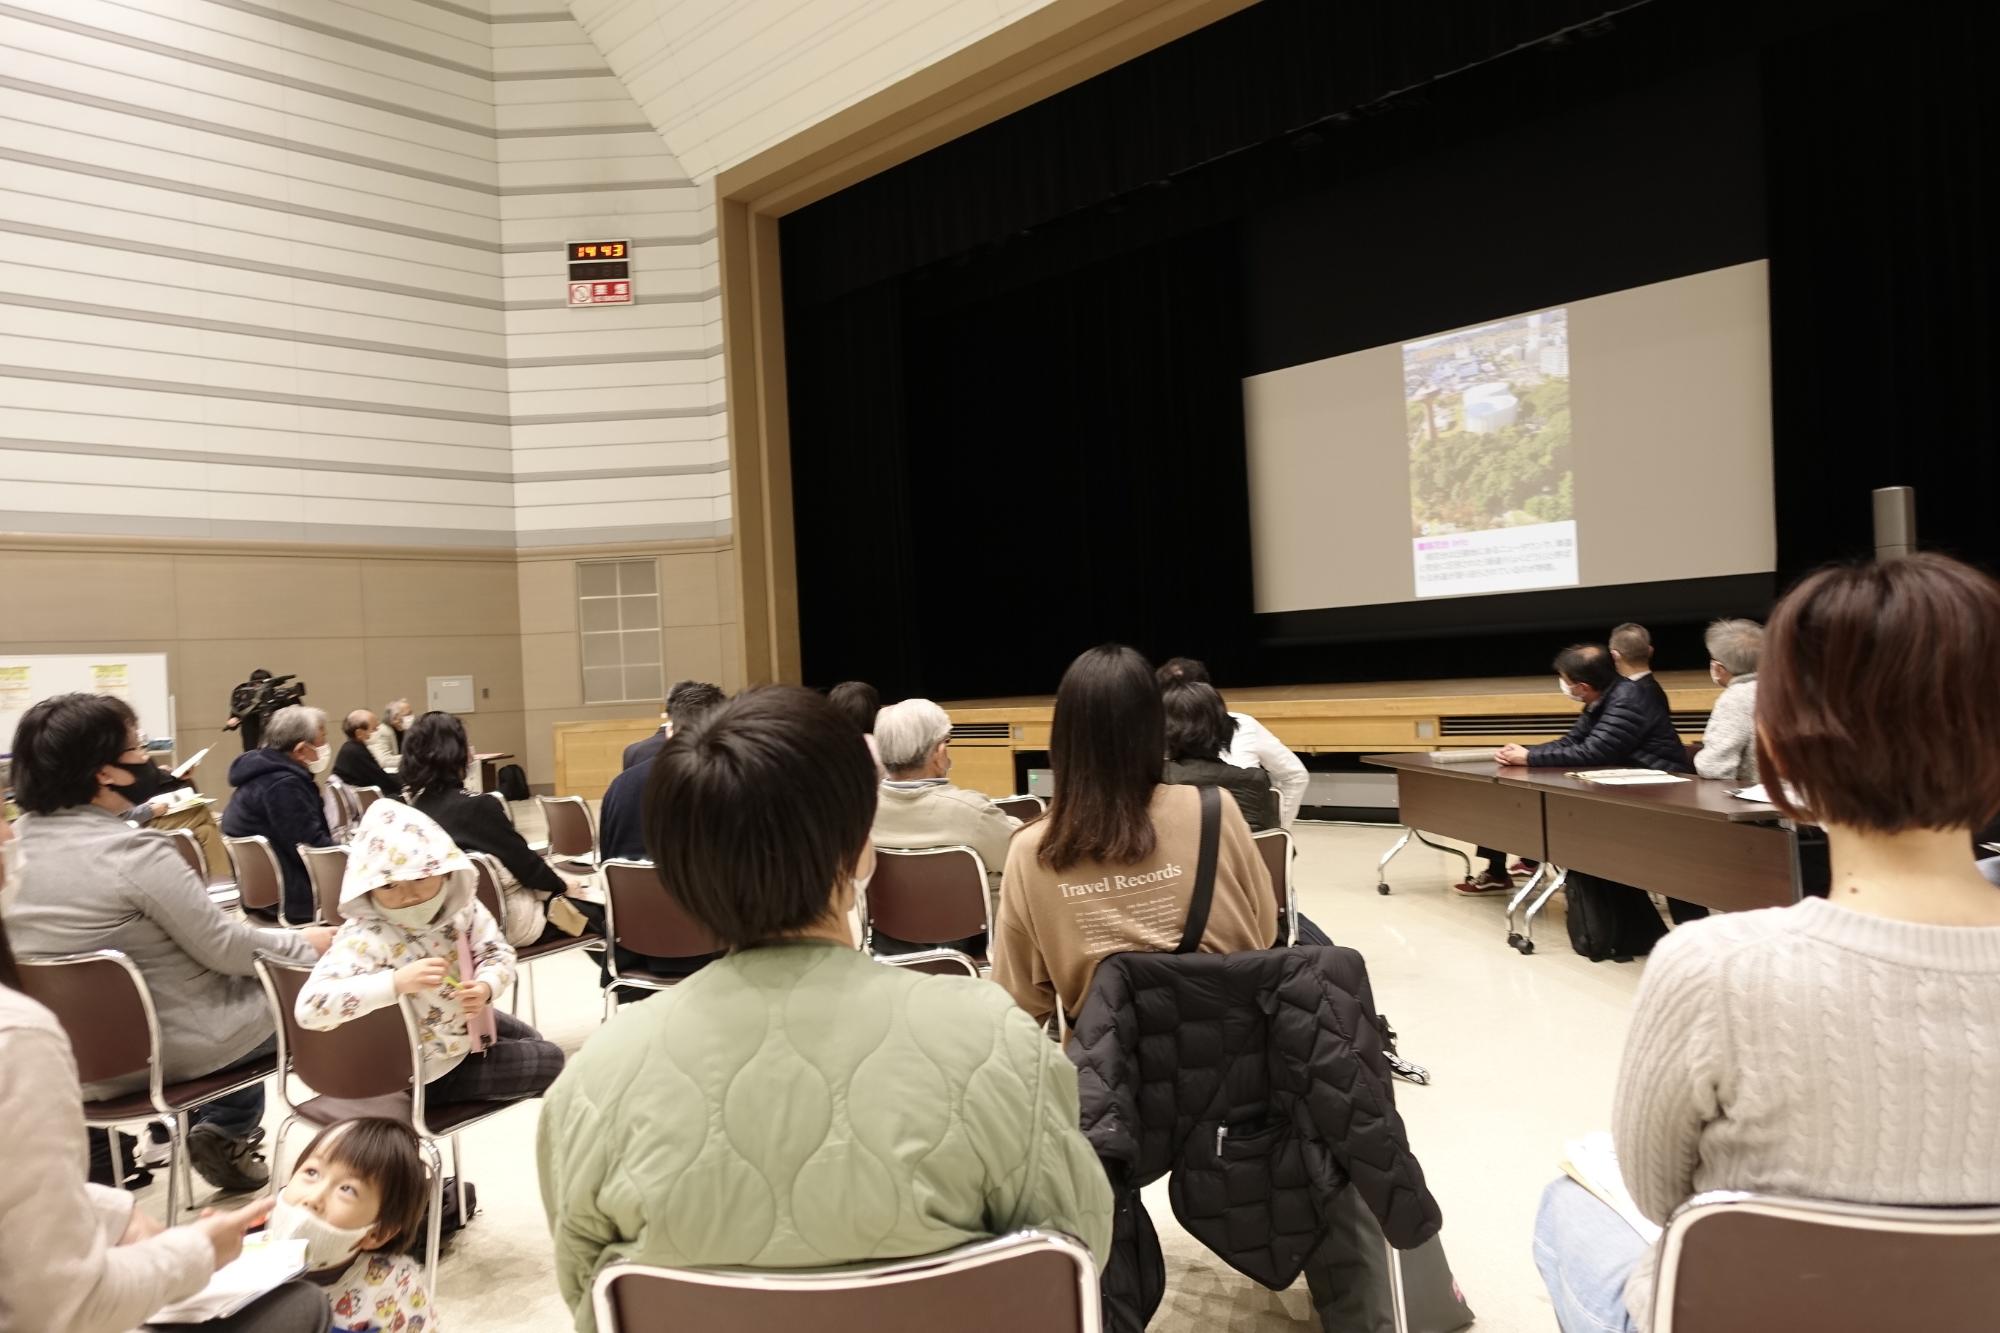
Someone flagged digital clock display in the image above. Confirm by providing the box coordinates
[567,240,628,262]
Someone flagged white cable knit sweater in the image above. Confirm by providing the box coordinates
[1613,896,2000,1328]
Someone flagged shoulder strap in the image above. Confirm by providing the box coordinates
[1175,785,1222,955]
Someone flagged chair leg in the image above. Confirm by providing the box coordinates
[525,962,539,1029]
[166,1110,190,1221]
[422,1138,444,1299]
[268,1114,299,1198]
[1375,827,1414,893]
[451,1134,466,1225]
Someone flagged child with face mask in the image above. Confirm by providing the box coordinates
[267,1117,436,1332]
[295,801,564,1107]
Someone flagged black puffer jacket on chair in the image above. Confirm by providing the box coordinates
[1068,946,1442,1332]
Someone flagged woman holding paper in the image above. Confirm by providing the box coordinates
[1531,554,2000,1332]
[0,817,329,1333]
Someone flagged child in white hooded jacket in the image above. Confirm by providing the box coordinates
[296,800,564,1106]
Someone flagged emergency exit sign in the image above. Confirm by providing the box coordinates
[565,239,633,306]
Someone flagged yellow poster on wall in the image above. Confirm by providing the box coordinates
[92,663,131,700]
[0,665,28,708]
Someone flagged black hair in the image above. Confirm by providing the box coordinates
[1162,680,1238,763]
[643,685,876,948]
[1039,645,1164,872]
[1155,656,1212,689]
[666,680,728,732]
[398,711,469,796]
[0,911,20,993]
[294,1119,428,1256]
[9,692,136,815]
[825,681,881,735]
[1554,644,1620,693]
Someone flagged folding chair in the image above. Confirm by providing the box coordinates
[18,951,277,1222]
[223,834,297,926]
[1652,1191,2000,1332]
[1252,827,1297,946]
[468,851,595,1026]
[863,846,992,973]
[296,843,349,925]
[592,1229,1100,1333]
[254,953,520,1296]
[600,859,724,1018]
[538,794,599,868]
[352,785,384,816]
[165,828,239,912]
[873,947,983,977]
[325,777,359,840]
[993,794,1045,822]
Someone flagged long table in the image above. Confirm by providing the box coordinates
[1363,753,1802,952]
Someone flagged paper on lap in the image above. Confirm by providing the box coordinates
[1560,1132,1662,1244]
[145,1237,306,1324]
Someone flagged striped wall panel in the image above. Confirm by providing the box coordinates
[0,0,726,547]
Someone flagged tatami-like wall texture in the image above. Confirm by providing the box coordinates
[0,0,723,547]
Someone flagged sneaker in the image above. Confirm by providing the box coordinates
[1457,871,1513,895]
[186,1124,270,1193]
[137,1121,173,1170]
[1508,860,1538,877]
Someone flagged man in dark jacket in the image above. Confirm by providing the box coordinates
[221,704,335,923]
[332,708,403,798]
[1610,621,1672,713]
[620,679,726,772]
[1497,643,1690,773]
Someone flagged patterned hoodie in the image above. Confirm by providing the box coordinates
[295,800,515,1083]
[326,1249,436,1333]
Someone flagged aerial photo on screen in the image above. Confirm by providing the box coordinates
[1403,307,1577,597]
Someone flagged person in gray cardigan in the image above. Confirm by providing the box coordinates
[1693,618,1761,784]
[3,693,332,1193]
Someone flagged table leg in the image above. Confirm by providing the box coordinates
[1505,863,1547,947]
[1375,827,1413,895]
[1517,866,1568,955]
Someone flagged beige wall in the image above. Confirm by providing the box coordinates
[0,534,743,794]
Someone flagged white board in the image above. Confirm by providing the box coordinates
[0,653,173,756]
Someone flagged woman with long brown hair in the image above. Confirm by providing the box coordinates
[993,644,1273,1024]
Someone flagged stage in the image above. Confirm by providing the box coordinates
[936,671,1722,798]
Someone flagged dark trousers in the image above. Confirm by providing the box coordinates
[424,1012,564,1106]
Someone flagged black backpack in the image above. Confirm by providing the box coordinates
[496,763,530,802]
[1565,873,1668,962]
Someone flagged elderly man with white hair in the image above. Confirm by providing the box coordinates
[1695,618,1763,783]
[368,696,412,771]
[222,704,337,924]
[870,698,1022,945]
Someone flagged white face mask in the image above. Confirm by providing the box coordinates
[1557,678,1580,702]
[266,1197,373,1272]
[376,892,447,930]
[306,744,333,776]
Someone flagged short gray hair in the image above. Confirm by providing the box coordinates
[874,698,952,774]
[383,698,411,722]
[1705,618,1764,677]
[264,704,327,753]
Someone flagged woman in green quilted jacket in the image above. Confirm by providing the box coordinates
[536,686,1112,1329]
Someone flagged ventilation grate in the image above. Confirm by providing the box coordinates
[1440,709,1710,737]
[950,722,1011,740]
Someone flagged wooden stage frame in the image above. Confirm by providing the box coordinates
[935,670,1723,798]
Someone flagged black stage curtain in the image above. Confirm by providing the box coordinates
[783,0,1996,700]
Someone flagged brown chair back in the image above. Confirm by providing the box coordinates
[299,844,349,924]
[326,778,358,835]
[1654,1192,2000,1333]
[993,795,1045,822]
[470,853,505,923]
[874,948,981,978]
[539,795,597,860]
[17,952,158,1091]
[225,835,284,915]
[867,847,989,948]
[1252,828,1295,946]
[255,953,416,1102]
[592,1231,1098,1333]
[602,859,724,959]
[165,827,208,882]
[353,786,383,815]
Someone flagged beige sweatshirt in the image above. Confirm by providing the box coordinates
[1613,896,2000,1328]
[0,987,214,1333]
[993,784,1274,1023]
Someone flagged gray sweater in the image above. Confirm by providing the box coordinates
[1693,674,1758,783]
[1613,896,2000,1328]
[3,805,316,1093]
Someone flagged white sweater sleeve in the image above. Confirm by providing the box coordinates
[1612,929,1723,1223]
[1230,713,1309,826]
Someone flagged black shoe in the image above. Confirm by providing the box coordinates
[186,1124,270,1193]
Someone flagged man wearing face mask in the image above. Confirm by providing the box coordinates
[223,705,339,926]
[3,693,333,1196]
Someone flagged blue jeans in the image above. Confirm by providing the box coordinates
[1533,1178,1646,1333]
